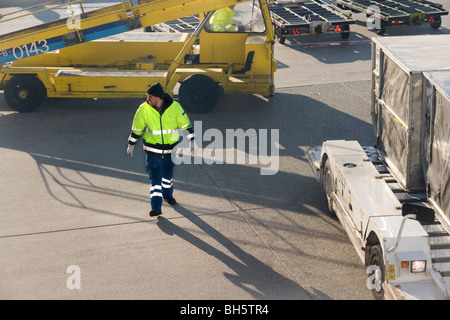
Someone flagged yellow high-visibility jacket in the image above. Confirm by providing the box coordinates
[128,94,193,157]
[209,7,237,32]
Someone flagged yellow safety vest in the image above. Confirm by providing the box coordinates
[129,95,192,155]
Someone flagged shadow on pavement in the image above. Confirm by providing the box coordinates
[157,204,326,299]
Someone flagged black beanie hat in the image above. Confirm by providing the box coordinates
[147,82,164,98]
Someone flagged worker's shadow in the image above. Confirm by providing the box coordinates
[156,205,314,299]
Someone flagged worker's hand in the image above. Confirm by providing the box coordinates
[127,144,135,157]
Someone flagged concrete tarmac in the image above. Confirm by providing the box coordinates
[1,0,449,303]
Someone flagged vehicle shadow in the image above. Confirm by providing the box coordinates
[280,31,372,64]
[0,87,373,205]
[0,86,374,299]
[0,85,376,216]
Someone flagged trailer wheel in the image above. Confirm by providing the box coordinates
[368,245,386,300]
[179,74,220,114]
[322,158,335,214]
[375,27,385,35]
[275,26,286,44]
[340,25,350,40]
[4,75,45,113]
[430,17,442,29]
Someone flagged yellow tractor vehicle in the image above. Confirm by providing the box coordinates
[0,0,275,113]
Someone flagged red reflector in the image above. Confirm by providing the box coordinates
[429,16,435,22]
[394,20,400,25]
[294,28,301,34]
[334,25,342,32]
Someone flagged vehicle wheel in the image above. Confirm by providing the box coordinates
[375,27,385,35]
[322,158,335,214]
[368,245,386,300]
[179,74,219,114]
[4,75,45,113]
[276,26,286,44]
[340,25,350,39]
[430,17,442,29]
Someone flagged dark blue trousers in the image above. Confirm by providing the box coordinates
[146,154,174,211]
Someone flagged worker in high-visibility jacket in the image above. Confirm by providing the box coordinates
[208,5,246,32]
[127,82,194,217]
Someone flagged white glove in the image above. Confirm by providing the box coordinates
[127,144,135,157]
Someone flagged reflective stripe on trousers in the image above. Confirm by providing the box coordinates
[146,154,175,211]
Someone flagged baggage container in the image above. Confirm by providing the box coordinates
[371,35,450,191]
[423,70,450,225]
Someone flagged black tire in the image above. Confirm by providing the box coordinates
[179,74,219,114]
[4,75,45,113]
[368,245,386,300]
[375,27,385,35]
[322,158,335,214]
[340,25,350,40]
[430,17,442,29]
[276,26,286,44]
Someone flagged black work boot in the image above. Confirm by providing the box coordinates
[164,197,177,205]
[149,209,162,217]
